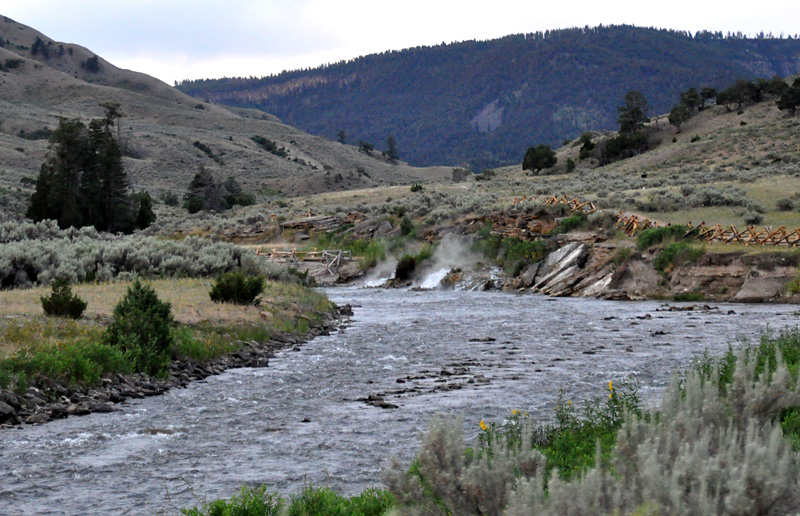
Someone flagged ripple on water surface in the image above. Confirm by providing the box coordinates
[1,288,796,515]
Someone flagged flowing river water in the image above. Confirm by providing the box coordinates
[1,288,798,515]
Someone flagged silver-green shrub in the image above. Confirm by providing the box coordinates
[0,221,265,288]
[389,348,800,516]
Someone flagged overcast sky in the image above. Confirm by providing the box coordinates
[4,1,800,85]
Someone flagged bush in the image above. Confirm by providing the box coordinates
[395,255,417,281]
[209,271,266,305]
[388,335,800,516]
[400,216,414,236]
[777,198,795,212]
[551,212,587,235]
[744,211,764,225]
[182,485,394,516]
[653,242,705,274]
[105,280,174,376]
[636,225,690,250]
[410,184,424,192]
[40,278,87,319]
[0,221,262,289]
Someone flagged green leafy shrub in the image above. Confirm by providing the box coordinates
[105,280,174,376]
[40,278,87,319]
[209,271,266,305]
[674,291,705,302]
[636,224,690,250]
[182,485,284,516]
[410,183,424,192]
[551,211,587,235]
[653,242,704,274]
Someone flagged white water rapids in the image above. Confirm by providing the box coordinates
[1,288,797,515]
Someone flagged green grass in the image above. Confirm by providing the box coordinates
[475,380,641,483]
[182,486,394,516]
[311,232,386,270]
[0,338,131,391]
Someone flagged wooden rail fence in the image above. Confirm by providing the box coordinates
[615,213,800,247]
[255,249,354,275]
[511,195,597,214]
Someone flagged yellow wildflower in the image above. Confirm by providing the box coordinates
[480,420,487,431]
[609,380,614,398]
[511,409,519,415]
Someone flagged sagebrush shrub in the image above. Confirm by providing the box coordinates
[40,278,87,319]
[209,271,265,305]
[389,343,800,516]
[105,280,173,376]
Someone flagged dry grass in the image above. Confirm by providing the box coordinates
[0,277,332,358]
[0,278,265,325]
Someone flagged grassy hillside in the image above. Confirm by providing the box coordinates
[161,90,800,243]
[0,16,451,221]
[176,25,800,170]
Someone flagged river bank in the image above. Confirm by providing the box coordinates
[371,229,800,303]
[0,306,348,429]
[3,288,797,515]
[0,278,348,429]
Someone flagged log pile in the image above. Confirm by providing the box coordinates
[280,212,366,233]
[465,211,558,240]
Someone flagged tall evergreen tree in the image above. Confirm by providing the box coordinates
[617,91,649,134]
[384,135,399,162]
[27,104,152,233]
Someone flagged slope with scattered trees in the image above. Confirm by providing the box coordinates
[177,25,800,170]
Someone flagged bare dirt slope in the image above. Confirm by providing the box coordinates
[0,16,451,219]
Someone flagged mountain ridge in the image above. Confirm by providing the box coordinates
[0,15,450,220]
[176,25,800,170]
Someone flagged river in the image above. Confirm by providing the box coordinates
[1,288,797,515]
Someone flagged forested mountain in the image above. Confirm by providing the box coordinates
[177,25,800,170]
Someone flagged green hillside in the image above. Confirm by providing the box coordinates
[177,25,800,170]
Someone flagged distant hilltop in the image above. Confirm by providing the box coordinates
[177,25,800,170]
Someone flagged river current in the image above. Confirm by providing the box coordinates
[1,288,798,515]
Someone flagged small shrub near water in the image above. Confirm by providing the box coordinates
[40,278,87,319]
[395,254,417,281]
[209,271,265,305]
[182,485,394,516]
[653,241,705,274]
[105,280,174,376]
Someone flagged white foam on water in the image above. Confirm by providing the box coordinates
[418,268,449,289]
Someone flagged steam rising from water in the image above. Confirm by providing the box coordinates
[414,234,480,289]
[359,255,397,287]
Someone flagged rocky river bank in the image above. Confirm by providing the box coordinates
[0,305,352,429]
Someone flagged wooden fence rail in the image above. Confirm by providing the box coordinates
[255,248,354,275]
